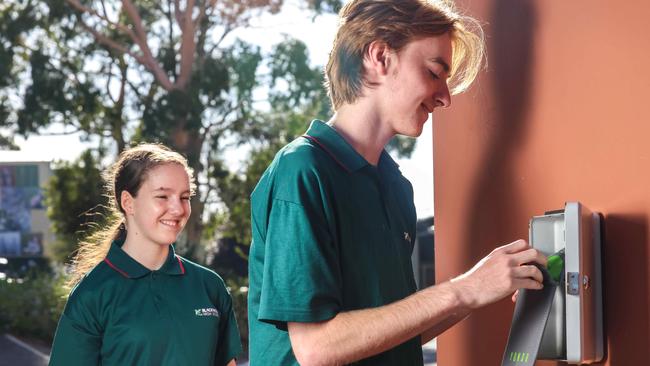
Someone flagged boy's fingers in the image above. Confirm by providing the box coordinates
[499,239,528,254]
[514,265,544,283]
[512,248,547,267]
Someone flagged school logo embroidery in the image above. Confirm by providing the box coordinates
[403,232,411,243]
[194,308,220,317]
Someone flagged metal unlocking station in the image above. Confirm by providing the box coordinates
[502,202,605,365]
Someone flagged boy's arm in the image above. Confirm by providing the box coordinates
[419,309,471,345]
[288,240,547,366]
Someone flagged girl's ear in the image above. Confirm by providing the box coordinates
[120,190,135,216]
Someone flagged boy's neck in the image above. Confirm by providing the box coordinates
[327,100,395,165]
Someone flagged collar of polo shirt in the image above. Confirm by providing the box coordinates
[303,120,402,180]
[103,239,186,279]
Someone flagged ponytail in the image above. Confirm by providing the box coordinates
[66,216,125,289]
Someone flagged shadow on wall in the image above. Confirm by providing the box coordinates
[601,213,649,365]
[463,0,537,258]
[462,0,537,363]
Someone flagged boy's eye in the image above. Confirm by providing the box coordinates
[156,195,167,199]
[181,196,191,201]
[429,70,439,80]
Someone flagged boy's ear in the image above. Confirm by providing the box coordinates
[363,40,393,82]
[120,190,135,216]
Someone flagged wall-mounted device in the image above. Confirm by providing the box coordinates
[502,202,604,365]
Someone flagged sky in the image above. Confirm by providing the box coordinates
[10,1,435,218]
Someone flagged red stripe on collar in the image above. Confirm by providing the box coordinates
[103,258,131,278]
[301,134,351,173]
[176,255,185,275]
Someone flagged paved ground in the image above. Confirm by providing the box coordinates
[0,333,436,366]
[0,334,49,366]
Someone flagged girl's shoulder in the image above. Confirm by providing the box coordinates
[63,260,117,315]
[176,256,235,304]
[176,256,227,287]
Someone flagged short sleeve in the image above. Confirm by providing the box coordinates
[49,295,102,366]
[257,198,341,328]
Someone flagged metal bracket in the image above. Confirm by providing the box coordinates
[567,272,580,295]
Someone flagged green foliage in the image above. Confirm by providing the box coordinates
[306,0,344,14]
[0,135,18,150]
[1,0,104,147]
[3,0,415,271]
[45,150,108,263]
[269,38,325,111]
[201,34,331,270]
[0,0,335,258]
[226,40,263,110]
[0,268,68,343]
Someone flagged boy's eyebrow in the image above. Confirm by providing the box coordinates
[429,57,451,73]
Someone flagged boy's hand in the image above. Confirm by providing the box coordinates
[451,240,547,309]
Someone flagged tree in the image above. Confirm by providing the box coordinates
[44,149,107,263]
[0,0,345,258]
[2,0,416,265]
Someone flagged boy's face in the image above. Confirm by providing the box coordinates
[380,33,452,137]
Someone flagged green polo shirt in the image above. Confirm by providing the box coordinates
[50,240,242,366]
[248,120,422,365]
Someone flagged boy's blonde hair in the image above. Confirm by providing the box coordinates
[325,0,485,110]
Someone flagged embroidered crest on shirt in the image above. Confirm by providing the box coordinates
[404,232,411,243]
[194,307,220,317]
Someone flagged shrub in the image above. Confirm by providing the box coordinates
[0,267,67,342]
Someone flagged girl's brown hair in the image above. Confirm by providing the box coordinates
[67,143,196,288]
[325,0,485,110]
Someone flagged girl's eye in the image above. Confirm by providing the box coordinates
[156,196,167,199]
[429,70,439,80]
[181,197,191,201]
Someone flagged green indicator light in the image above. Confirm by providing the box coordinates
[509,351,533,363]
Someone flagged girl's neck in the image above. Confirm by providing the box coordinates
[121,234,169,271]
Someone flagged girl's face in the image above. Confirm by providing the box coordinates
[122,163,192,247]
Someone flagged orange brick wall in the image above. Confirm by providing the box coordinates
[434,0,650,364]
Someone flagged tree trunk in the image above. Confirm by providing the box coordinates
[171,116,205,259]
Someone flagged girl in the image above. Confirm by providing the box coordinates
[50,143,241,366]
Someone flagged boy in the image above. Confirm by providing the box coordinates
[248,1,546,364]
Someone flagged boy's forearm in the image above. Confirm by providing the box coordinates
[420,309,472,345]
[288,281,470,366]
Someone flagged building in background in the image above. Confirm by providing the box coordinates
[0,155,52,277]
